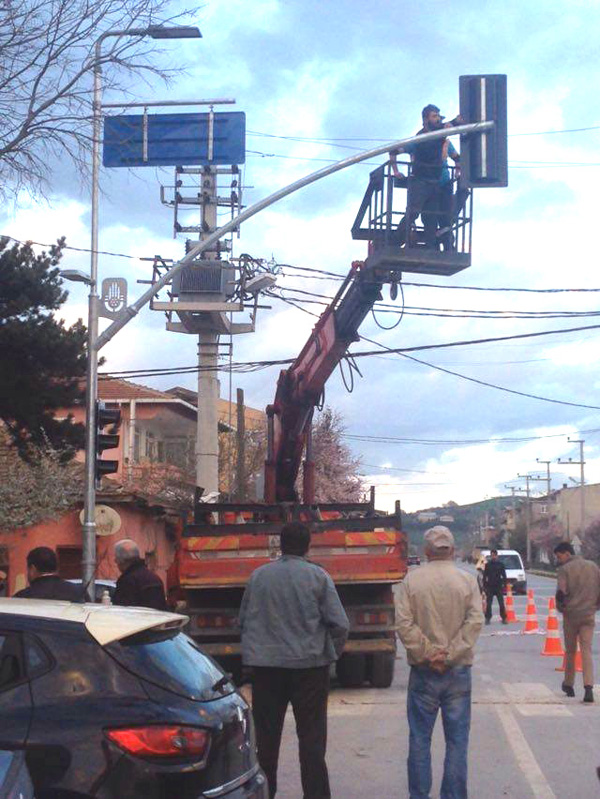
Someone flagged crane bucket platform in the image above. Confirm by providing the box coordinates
[351,161,472,277]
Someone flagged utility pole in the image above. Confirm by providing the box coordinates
[557,438,586,537]
[516,474,533,564]
[535,458,552,497]
[236,387,246,500]
[196,167,220,497]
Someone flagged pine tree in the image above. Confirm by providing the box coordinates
[0,237,86,459]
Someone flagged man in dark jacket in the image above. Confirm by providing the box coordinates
[239,522,349,799]
[390,104,462,249]
[14,547,84,601]
[483,549,508,625]
[112,539,167,610]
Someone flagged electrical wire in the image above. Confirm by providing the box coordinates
[100,320,600,381]
[358,333,600,411]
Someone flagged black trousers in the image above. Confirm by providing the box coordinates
[485,588,506,621]
[251,665,331,799]
[395,177,440,248]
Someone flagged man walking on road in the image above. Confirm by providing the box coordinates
[239,521,349,799]
[554,541,600,703]
[397,526,483,799]
[483,549,508,624]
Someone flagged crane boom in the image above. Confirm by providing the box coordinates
[265,261,385,502]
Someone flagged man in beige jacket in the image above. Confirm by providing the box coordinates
[397,526,483,799]
[554,541,600,703]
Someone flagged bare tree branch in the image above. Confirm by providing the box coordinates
[0,0,200,198]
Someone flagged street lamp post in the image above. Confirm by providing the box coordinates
[82,24,201,600]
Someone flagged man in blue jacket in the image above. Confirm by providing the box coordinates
[239,522,349,799]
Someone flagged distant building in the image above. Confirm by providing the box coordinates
[439,514,454,523]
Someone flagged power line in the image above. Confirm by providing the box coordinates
[345,427,600,447]
[357,333,600,411]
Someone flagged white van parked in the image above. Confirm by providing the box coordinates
[479,549,527,594]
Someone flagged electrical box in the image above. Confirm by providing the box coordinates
[459,74,508,188]
[171,263,236,300]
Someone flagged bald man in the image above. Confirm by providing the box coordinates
[112,539,167,610]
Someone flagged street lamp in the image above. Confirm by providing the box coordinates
[82,24,201,600]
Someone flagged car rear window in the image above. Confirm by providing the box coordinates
[498,555,523,570]
[106,628,234,701]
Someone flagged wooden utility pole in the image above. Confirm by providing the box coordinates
[236,388,246,500]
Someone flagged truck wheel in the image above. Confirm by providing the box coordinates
[369,652,395,688]
[336,654,367,688]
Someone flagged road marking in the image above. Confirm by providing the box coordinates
[496,705,557,799]
[502,682,556,704]
[517,705,572,717]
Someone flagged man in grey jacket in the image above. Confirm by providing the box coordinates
[239,521,349,799]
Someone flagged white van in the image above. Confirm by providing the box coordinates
[479,549,527,594]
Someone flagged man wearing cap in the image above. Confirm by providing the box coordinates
[397,526,483,799]
[390,105,462,250]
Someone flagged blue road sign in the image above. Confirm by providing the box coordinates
[103,111,246,167]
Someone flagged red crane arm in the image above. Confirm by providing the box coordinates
[264,261,383,503]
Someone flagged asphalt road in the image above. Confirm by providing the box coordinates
[270,570,600,799]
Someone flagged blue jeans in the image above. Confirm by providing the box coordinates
[407,665,472,799]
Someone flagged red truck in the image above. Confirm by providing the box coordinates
[168,261,408,688]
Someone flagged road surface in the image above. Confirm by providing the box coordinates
[271,570,600,799]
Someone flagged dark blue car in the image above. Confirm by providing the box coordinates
[0,599,267,799]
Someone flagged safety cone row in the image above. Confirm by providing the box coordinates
[504,584,518,623]
[541,597,564,656]
[522,588,539,633]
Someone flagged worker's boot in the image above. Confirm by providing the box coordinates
[561,682,575,697]
[583,685,594,703]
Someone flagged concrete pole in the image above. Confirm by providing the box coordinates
[196,332,220,494]
[195,167,220,496]
[536,458,552,497]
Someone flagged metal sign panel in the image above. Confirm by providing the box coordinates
[103,111,246,167]
[99,277,127,319]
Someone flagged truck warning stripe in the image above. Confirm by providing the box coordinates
[184,536,240,551]
[345,532,397,546]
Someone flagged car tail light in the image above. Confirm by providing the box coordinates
[106,725,210,759]
[195,613,236,629]
[356,611,389,625]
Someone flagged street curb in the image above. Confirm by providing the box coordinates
[528,569,557,579]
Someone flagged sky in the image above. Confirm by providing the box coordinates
[4,0,600,512]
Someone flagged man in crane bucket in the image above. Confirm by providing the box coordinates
[390,104,462,250]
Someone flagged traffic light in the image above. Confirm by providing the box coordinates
[459,74,508,188]
[95,401,121,483]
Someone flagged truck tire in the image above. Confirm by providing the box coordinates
[336,653,367,688]
[369,652,395,688]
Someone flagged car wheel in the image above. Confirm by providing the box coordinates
[369,652,395,688]
[336,654,367,688]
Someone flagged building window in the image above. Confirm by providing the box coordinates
[145,432,156,460]
[539,505,548,515]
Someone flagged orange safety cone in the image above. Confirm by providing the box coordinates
[541,598,564,656]
[522,589,539,633]
[505,584,518,623]
[555,642,583,673]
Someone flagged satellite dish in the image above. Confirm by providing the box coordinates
[79,505,122,537]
